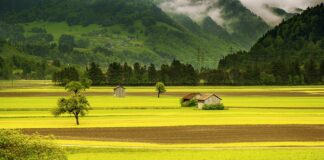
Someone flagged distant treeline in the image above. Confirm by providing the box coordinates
[52,60,198,86]
[52,58,324,86]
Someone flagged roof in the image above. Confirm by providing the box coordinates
[197,93,222,101]
[114,85,125,90]
[182,93,201,100]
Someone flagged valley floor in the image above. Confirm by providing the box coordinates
[1,80,324,159]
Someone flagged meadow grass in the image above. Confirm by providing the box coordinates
[58,140,324,148]
[0,96,179,110]
[1,95,324,110]
[1,108,324,128]
[67,147,324,160]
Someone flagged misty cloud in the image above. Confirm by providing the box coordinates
[239,0,323,26]
[158,0,323,27]
[159,0,226,26]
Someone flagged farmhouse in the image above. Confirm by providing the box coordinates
[114,85,126,97]
[196,94,222,109]
[182,93,222,109]
[182,93,202,102]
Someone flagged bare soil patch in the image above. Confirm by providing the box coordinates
[22,125,324,144]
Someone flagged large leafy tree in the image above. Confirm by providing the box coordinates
[52,81,91,125]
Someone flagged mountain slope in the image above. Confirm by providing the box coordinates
[218,4,324,85]
[157,0,270,49]
[0,0,246,68]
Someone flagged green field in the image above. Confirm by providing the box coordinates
[1,108,324,128]
[1,80,324,159]
[67,147,324,160]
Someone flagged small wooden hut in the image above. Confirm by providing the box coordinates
[114,85,125,97]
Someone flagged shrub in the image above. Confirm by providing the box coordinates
[0,129,67,160]
[181,98,198,107]
[202,103,225,110]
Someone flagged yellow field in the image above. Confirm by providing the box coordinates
[1,80,324,159]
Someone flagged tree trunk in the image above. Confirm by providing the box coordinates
[75,114,79,125]
[158,90,160,98]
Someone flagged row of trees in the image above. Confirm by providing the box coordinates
[52,59,198,86]
[203,59,324,85]
[52,58,324,86]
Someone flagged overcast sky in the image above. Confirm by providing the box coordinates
[159,0,323,26]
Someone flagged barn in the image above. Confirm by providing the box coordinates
[182,93,202,102]
[197,94,222,109]
[182,93,222,109]
[114,85,125,97]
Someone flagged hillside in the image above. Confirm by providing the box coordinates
[216,4,324,85]
[157,0,270,48]
[0,0,274,69]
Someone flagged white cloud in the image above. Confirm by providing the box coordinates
[159,0,225,26]
[158,0,323,27]
[239,0,323,26]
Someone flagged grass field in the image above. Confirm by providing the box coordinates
[1,108,324,128]
[67,147,324,160]
[1,80,324,159]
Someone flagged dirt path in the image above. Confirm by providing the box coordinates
[22,125,324,144]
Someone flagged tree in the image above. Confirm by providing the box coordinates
[58,34,75,53]
[320,60,324,81]
[0,129,67,160]
[305,59,320,84]
[65,81,89,94]
[87,62,105,85]
[148,64,157,83]
[52,81,91,125]
[133,62,142,84]
[52,67,79,85]
[122,63,132,84]
[155,82,166,98]
[107,62,123,85]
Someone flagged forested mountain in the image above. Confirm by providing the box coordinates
[157,0,270,48]
[212,4,324,85]
[0,0,273,80]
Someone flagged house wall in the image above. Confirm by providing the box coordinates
[198,96,221,109]
[205,96,221,105]
[114,88,125,97]
[198,102,204,109]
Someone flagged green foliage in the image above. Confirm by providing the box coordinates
[80,78,92,89]
[181,98,198,107]
[87,62,105,85]
[59,34,75,53]
[213,4,324,85]
[202,104,225,110]
[0,129,66,160]
[53,81,91,125]
[0,0,262,69]
[155,82,166,98]
[52,67,80,85]
[65,81,89,94]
